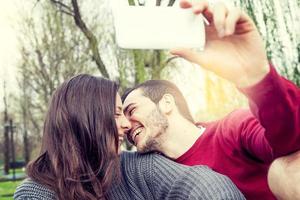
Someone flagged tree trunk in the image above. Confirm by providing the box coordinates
[3,122,10,175]
[3,82,10,175]
[71,0,109,78]
[151,50,166,79]
[22,76,30,164]
[133,50,147,84]
[9,119,16,180]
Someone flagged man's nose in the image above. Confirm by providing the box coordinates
[121,115,132,131]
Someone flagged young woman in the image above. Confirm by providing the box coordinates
[18,75,127,199]
[14,74,244,200]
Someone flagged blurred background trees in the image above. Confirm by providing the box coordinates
[0,0,299,180]
[16,0,98,162]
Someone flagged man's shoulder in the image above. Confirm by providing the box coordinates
[118,152,245,199]
[120,151,154,164]
[14,178,56,200]
[151,156,245,199]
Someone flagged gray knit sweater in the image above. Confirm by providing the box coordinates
[14,152,245,199]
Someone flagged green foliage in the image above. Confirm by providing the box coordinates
[240,0,259,29]
[150,50,167,79]
[236,0,300,86]
[132,50,168,84]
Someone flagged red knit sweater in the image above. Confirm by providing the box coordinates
[176,66,300,200]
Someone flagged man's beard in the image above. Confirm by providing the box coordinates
[139,106,169,153]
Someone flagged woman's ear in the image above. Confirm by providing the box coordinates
[158,93,175,115]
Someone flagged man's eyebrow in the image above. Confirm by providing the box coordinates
[123,103,135,114]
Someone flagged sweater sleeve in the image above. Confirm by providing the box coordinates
[119,152,245,200]
[14,179,56,200]
[238,65,300,159]
[150,154,245,200]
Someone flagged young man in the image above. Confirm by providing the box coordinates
[122,0,300,199]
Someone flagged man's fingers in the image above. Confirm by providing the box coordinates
[180,0,213,24]
[180,0,252,37]
[180,0,210,15]
[179,0,192,9]
[170,48,226,77]
[212,3,228,38]
[192,1,209,15]
[224,8,241,36]
[170,48,215,72]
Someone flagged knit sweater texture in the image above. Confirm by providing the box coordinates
[14,152,245,200]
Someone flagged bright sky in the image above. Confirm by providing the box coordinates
[0,0,20,109]
[0,0,34,110]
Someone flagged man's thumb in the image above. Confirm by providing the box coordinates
[170,48,204,66]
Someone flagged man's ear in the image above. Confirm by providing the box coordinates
[158,94,175,115]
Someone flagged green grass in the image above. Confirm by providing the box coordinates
[0,166,26,199]
[0,180,22,199]
[7,168,24,174]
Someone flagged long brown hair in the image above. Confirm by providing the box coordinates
[27,75,120,199]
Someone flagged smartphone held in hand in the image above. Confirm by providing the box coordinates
[111,1,206,50]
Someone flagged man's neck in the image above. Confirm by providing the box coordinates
[159,117,204,160]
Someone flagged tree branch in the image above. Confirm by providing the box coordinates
[50,0,73,14]
[71,0,109,78]
[57,8,74,16]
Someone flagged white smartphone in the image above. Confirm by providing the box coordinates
[110,1,206,50]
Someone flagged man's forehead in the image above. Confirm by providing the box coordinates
[123,89,144,106]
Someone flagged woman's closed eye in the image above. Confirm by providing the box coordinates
[115,112,122,118]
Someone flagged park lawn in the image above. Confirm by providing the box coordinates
[0,167,26,199]
[0,180,22,200]
[8,168,25,174]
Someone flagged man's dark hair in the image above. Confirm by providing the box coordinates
[122,80,195,123]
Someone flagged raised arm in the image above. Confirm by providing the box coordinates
[240,66,300,158]
[172,0,300,160]
[171,0,269,88]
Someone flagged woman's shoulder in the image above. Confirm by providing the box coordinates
[14,178,56,200]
